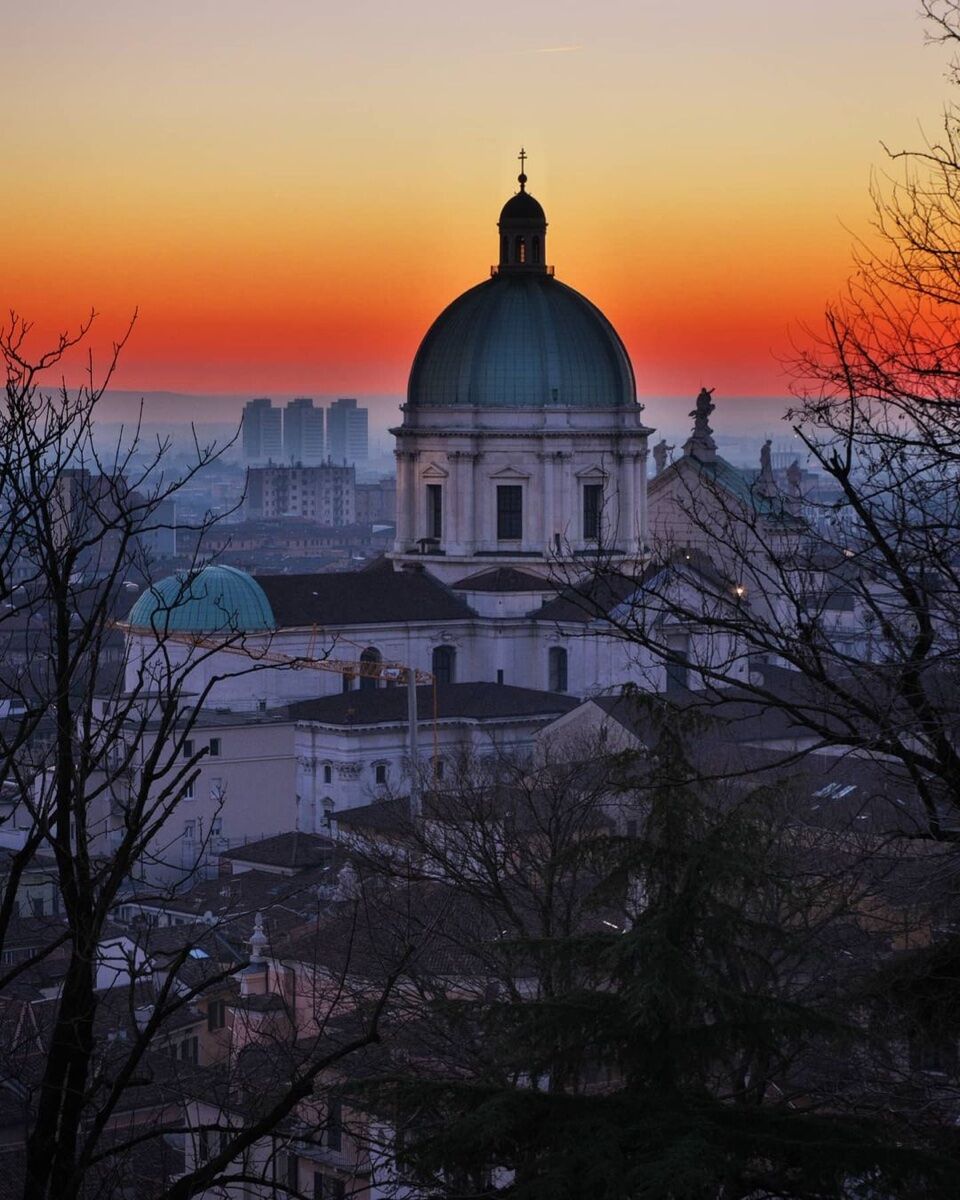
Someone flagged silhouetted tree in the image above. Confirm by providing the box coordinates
[0,314,407,1200]
[350,724,959,1199]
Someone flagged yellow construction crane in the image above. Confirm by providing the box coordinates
[121,624,439,816]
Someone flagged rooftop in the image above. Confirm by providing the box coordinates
[286,683,578,727]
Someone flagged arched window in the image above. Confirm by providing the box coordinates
[323,763,333,784]
[432,645,456,685]
[374,762,388,786]
[359,646,381,691]
[532,235,541,264]
[548,646,568,694]
[514,235,525,264]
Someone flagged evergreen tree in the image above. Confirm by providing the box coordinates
[358,706,960,1200]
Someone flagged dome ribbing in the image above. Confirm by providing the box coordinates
[407,273,637,410]
[127,565,275,634]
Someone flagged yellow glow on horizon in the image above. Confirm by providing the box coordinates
[2,0,951,400]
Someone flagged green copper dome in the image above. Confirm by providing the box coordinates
[127,565,275,634]
[407,273,637,410]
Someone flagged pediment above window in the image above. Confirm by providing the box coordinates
[489,466,531,481]
[421,462,449,479]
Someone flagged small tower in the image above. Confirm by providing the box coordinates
[241,911,270,996]
[497,148,549,273]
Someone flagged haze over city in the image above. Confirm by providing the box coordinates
[8,3,960,1198]
[3,0,952,428]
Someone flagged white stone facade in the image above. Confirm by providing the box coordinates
[391,403,650,583]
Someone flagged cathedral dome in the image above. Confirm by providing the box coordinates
[408,153,636,411]
[127,564,276,634]
[408,272,637,410]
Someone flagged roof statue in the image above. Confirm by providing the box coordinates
[757,438,777,498]
[682,387,718,463]
[653,439,674,476]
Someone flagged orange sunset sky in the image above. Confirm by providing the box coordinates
[2,0,953,409]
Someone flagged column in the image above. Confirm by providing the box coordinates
[621,453,636,553]
[558,452,574,548]
[637,446,649,549]
[541,452,555,553]
[448,454,462,552]
[462,453,477,555]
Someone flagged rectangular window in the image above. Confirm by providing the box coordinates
[182,739,194,759]
[583,483,603,541]
[209,737,221,756]
[208,999,226,1032]
[497,485,522,540]
[665,634,690,697]
[426,483,442,540]
[548,647,568,694]
[325,1099,343,1151]
[314,1175,346,1200]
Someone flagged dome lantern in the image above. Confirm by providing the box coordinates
[497,147,548,274]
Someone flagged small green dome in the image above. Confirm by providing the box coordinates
[127,565,275,634]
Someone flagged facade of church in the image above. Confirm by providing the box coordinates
[124,167,671,711]
[119,165,765,866]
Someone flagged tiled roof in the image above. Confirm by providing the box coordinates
[450,567,558,593]
[256,567,475,628]
[530,572,638,624]
[649,452,805,526]
[287,683,578,727]
[221,832,336,872]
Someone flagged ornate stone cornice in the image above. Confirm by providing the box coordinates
[392,427,653,441]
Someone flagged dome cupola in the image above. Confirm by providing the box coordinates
[497,148,548,273]
[127,564,276,634]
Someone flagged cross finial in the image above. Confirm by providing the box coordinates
[518,147,527,191]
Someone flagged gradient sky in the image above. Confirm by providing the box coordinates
[2,0,953,411]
